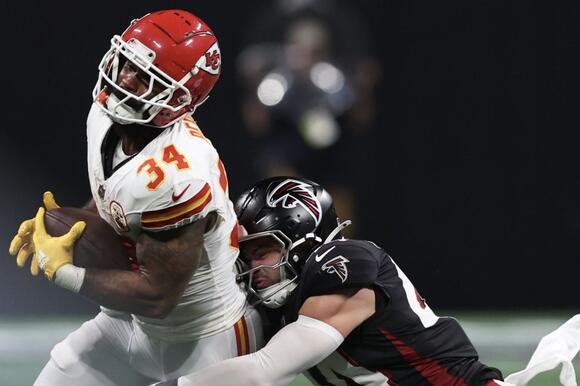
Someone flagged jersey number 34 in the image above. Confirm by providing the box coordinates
[137,145,190,190]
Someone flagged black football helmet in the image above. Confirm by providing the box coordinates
[235,176,350,308]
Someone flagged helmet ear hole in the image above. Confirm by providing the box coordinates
[289,234,323,272]
[284,218,300,233]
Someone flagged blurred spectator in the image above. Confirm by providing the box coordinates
[236,0,382,235]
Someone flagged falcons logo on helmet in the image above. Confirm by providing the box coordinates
[267,179,322,226]
[321,255,350,283]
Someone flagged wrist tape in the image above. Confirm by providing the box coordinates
[54,264,86,293]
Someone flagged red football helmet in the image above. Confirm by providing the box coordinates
[93,10,221,127]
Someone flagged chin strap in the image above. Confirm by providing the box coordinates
[323,219,352,244]
[106,93,142,124]
[258,279,298,309]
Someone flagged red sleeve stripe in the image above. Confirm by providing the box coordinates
[141,191,212,229]
[234,316,250,356]
[141,183,212,228]
[142,183,210,220]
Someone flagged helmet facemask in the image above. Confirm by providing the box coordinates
[234,176,351,308]
[93,36,194,127]
[237,231,303,309]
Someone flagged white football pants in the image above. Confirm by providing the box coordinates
[34,306,263,386]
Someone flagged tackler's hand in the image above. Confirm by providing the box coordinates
[8,192,62,275]
[33,207,86,280]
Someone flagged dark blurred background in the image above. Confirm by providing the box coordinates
[1,0,579,316]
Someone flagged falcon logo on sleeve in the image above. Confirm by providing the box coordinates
[321,255,350,283]
[266,179,322,226]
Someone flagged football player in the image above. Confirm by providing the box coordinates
[179,176,510,386]
[8,10,262,385]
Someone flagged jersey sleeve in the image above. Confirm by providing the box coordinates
[300,241,380,297]
[135,121,223,233]
[140,177,215,232]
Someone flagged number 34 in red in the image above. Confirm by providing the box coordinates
[137,145,190,190]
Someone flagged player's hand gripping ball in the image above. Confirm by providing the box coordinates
[33,207,86,280]
[39,207,133,278]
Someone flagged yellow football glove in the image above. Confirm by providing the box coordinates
[8,192,61,276]
[32,207,86,280]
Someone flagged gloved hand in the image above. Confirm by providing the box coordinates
[8,192,61,275]
[33,207,86,280]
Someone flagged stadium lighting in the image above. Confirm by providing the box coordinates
[257,73,288,106]
[310,62,344,94]
[300,108,340,148]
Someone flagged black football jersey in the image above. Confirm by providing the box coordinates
[279,239,502,386]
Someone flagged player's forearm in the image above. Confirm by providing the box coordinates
[179,315,344,386]
[80,268,183,318]
[72,217,203,318]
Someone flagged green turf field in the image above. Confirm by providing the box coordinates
[0,312,577,385]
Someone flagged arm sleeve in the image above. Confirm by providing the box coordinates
[178,315,344,386]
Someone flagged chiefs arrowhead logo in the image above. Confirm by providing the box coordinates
[266,179,322,226]
[196,42,221,75]
[321,255,350,283]
[109,200,129,232]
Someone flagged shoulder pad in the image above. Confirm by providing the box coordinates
[301,240,381,297]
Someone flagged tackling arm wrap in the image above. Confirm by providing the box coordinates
[178,315,344,386]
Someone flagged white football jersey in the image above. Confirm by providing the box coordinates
[86,103,246,341]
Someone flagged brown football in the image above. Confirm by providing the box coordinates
[44,207,132,271]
